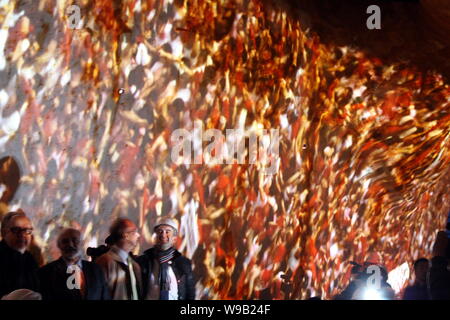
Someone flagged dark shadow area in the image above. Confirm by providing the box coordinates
[270,0,450,80]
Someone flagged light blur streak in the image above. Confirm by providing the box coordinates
[387,262,410,294]
[362,288,385,300]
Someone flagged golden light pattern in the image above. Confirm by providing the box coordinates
[0,0,449,299]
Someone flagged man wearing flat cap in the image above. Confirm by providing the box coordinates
[137,217,195,300]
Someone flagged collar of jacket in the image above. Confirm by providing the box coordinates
[108,246,132,266]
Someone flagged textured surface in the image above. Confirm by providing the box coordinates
[0,0,449,299]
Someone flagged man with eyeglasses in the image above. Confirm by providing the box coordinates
[137,217,195,300]
[0,211,40,298]
[38,228,110,300]
[96,218,142,300]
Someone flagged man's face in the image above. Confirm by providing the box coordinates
[4,216,33,253]
[123,221,140,249]
[415,261,429,282]
[58,230,82,261]
[155,225,176,250]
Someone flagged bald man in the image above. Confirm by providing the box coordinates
[38,228,110,300]
[0,211,39,298]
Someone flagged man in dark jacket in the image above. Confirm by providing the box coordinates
[137,218,195,300]
[428,231,450,300]
[38,228,110,300]
[0,211,39,298]
[403,258,429,300]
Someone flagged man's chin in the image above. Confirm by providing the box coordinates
[159,243,172,250]
[63,253,81,260]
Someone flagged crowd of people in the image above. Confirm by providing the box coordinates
[0,211,195,300]
[332,231,450,300]
[1,210,450,300]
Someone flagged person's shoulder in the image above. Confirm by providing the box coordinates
[143,247,156,256]
[431,255,448,266]
[82,259,105,273]
[174,252,192,267]
[176,255,191,263]
[137,247,156,260]
[40,259,60,270]
[95,251,114,264]
[38,259,63,276]
[82,259,99,268]
[135,253,148,265]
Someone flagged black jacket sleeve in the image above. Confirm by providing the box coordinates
[37,265,53,300]
[93,263,111,300]
[135,254,149,298]
[179,257,196,300]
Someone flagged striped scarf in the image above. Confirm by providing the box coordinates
[157,247,176,299]
[158,247,176,264]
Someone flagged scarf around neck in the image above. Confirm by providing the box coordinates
[156,247,176,299]
[157,247,176,264]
